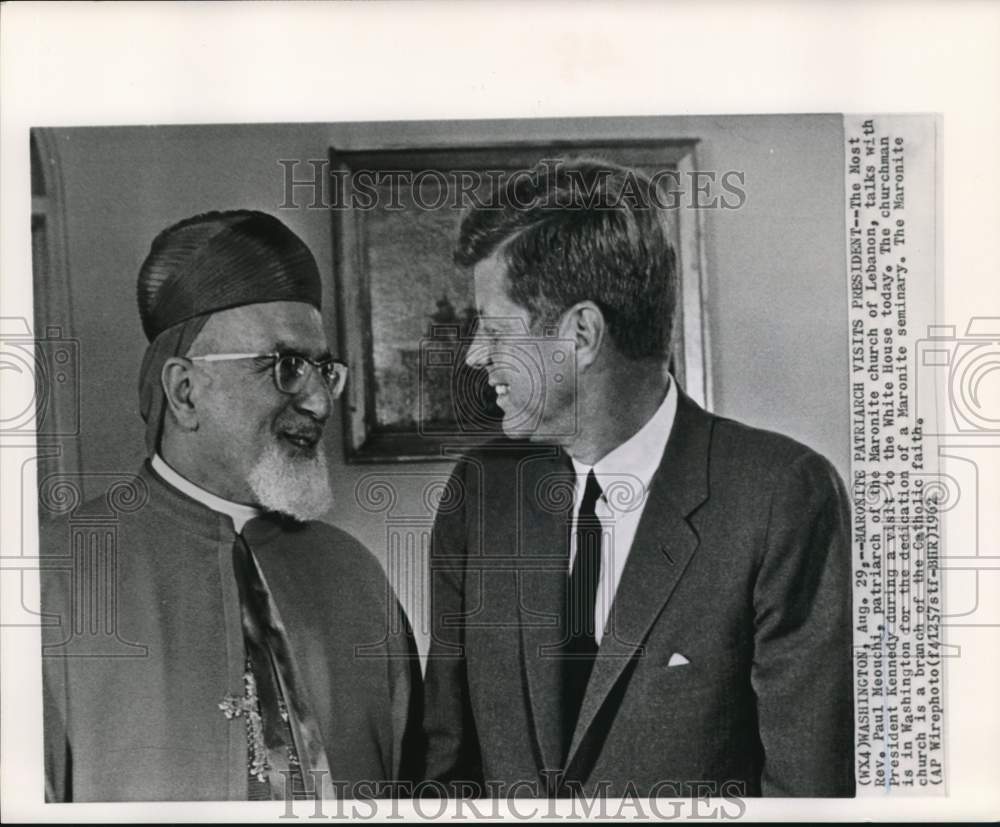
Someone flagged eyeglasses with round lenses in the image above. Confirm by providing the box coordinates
[188,351,349,398]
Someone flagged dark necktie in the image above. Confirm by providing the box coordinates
[230,532,330,799]
[562,469,603,759]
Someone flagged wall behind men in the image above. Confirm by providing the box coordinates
[42,115,847,652]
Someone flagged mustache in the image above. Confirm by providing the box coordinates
[277,421,324,445]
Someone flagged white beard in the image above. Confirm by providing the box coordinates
[247,440,332,522]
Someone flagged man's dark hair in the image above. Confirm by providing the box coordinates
[455,157,677,360]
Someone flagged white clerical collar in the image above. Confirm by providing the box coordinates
[570,373,678,509]
[151,454,261,533]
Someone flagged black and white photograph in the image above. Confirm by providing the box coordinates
[1,2,998,823]
[29,117,855,804]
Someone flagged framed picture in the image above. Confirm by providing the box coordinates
[331,141,711,462]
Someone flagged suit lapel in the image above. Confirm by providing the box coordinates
[516,447,574,776]
[566,389,713,770]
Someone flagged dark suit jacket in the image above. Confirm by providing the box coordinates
[41,461,423,801]
[422,390,855,797]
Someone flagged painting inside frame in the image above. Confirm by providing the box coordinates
[331,142,711,462]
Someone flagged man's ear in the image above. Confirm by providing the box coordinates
[561,300,606,369]
[161,357,199,430]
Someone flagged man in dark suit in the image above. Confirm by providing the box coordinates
[422,159,854,798]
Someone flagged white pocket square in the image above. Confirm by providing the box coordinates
[667,652,690,667]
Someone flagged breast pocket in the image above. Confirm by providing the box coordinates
[633,643,746,693]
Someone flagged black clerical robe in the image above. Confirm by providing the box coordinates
[41,461,422,801]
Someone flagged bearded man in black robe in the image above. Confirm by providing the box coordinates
[41,210,423,802]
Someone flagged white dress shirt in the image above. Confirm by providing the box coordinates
[568,374,678,644]
[151,454,261,533]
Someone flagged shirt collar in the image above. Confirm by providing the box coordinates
[570,373,678,509]
[151,453,261,533]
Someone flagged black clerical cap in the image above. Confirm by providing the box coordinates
[137,210,321,340]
